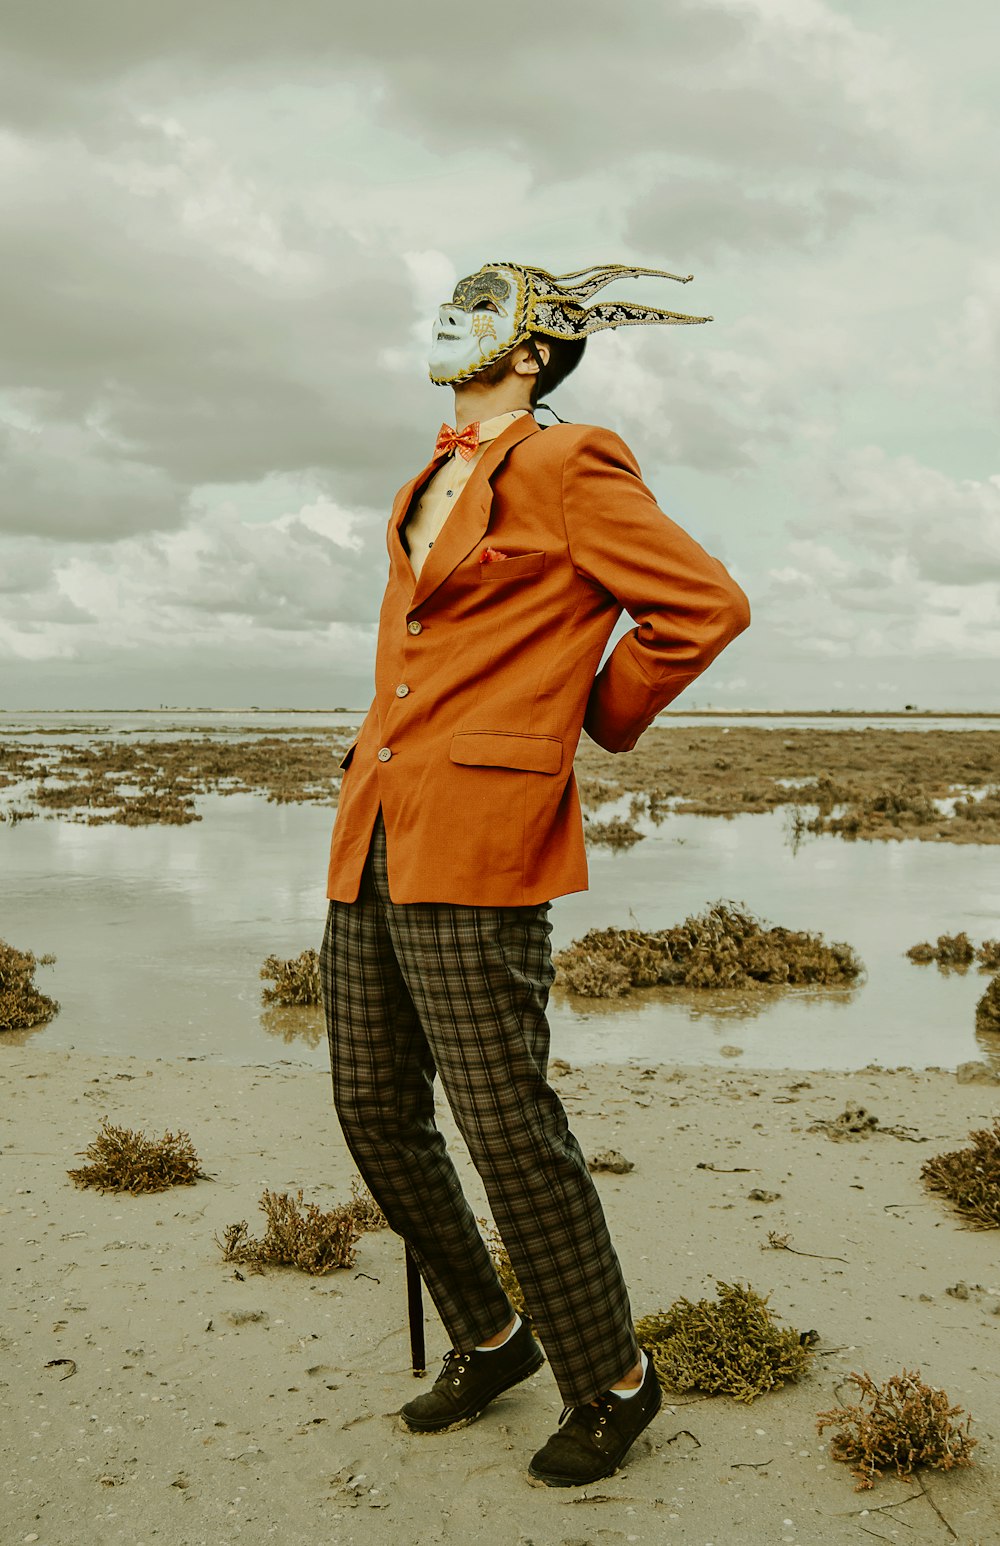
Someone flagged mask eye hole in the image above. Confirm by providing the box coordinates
[472,300,500,313]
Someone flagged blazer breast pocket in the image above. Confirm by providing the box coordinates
[479,551,546,583]
[450,731,562,775]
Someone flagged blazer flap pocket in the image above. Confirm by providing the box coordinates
[337,740,357,771]
[450,731,562,775]
[480,551,545,582]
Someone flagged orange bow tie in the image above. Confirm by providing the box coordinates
[435,421,481,461]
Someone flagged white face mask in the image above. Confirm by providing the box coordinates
[428,264,527,386]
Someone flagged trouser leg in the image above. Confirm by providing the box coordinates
[375,850,639,1407]
[319,842,513,1352]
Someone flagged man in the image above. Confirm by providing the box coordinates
[319,261,750,1486]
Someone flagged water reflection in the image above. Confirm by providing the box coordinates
[553,979,861,1024]
[260,1004,325,1050]
[0,1018,51,1050]
[1,792,997,1072]
[975,1030,1000,1074]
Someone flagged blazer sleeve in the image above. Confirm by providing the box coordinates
[561,427,751,753]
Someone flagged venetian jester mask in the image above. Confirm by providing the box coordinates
[428,261,712,386]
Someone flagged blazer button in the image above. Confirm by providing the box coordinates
[395,683,410,698]
[407,619,423,635]
[377,747,393,762]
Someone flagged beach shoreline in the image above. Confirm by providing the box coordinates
[3,1042,999,1545]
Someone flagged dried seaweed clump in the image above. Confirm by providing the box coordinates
[905,932,976,968]
[85,790,200,826]
[479,1218,529,1322]
[555,901,862,998]
[634,1280,813,1403]
[0,939,59,1031]
[0,807,38,826]
[347,1177,389,1232]
[68,1118,207,1193]
[977,937,1000,971]
[953,785,1000,835]
[260,948,321,1006]
[218,1188,360,1275]
[975,975,1000,1035]
[920,1119,1000,1229]
[584,817,645,850]
[814,786,941,840]
[817,1369,976,1490]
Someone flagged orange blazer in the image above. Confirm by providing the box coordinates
[326,415,750,906]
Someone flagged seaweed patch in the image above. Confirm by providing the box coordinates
[920,1119,1000,1228]
[583,817,645,850]
[0,939,59,1031]
[817,1369,976,1490]
[216,1176,387,1276]
[218,1189,360,1275]
[347,1177,389,1232]
[905,932,976,968]
[634,1280,813,1402]
[975,976,1000,1035]
[555,901,862,998]
[68,1118,207,1194]
[906,932,999,970]
[260,949,322,1006]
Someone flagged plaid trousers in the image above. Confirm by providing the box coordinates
[319,809,639,1406]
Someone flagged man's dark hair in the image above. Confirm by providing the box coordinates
[471,334,586,405]
[528,335,586,406]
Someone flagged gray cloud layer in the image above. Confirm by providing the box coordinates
[1,0,996,708]
[1,126,427,518]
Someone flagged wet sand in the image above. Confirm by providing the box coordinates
[3,1045,999,1546]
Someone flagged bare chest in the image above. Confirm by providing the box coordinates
[403,462,470,579]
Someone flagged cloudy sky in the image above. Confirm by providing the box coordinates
[2,0,997,711]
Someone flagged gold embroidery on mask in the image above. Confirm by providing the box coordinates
[454,269,512,313]
[472,312,498,353]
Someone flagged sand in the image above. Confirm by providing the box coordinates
[3,1046,999,1546]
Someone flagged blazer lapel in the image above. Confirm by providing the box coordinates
[409,414,541,610]
[387,454,448,591]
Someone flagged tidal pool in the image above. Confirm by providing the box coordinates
[3,791,998,1073]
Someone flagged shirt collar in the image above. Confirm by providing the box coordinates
[475,409,533,447]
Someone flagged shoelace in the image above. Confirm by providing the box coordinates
[438,1348,473,1386]
[558,1394,617,1441]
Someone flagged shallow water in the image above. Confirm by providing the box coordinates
[3,792,998,1073]
[4,707,1000,745]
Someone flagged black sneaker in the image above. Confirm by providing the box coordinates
[527,1350,661,1486]
[399,1319,545,1434]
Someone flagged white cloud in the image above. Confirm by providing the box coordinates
[805,448,1000,584]
[0,122,430,522]
[0,495,384,669]
[0,0,996,708]
[759,452,1000,661]
[101,114,322,284]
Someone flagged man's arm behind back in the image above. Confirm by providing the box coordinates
[552,425,750,752]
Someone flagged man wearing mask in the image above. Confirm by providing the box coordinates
[320,261,750,1486]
